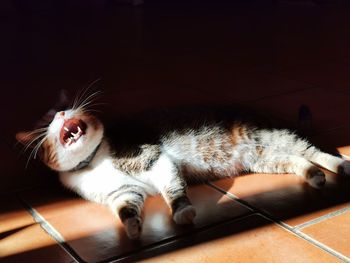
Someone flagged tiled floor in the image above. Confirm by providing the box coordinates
[2,163,350,262]
[2,1,350,263]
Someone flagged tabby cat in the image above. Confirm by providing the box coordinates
[16,90,350,239]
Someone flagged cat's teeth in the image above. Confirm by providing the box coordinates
[71,127,82,139]
[64,125,83,146]
[66,137,72,146]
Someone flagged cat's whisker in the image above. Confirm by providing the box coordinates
[72,88,83,110]
[72,86,90,111]
[23,132,47,153]
[75,96,98,113]
[76,90,102,109]
[72,79,101,110]
[78,102,106,112]
[33,136,47,159]
[25,135,47,168]
[22,129,47,145]
[77,101,96,112]
[75,91,103,114]
[24,127,48,137]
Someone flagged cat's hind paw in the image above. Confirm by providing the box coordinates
[124,217,142,240]
[307,169,326,188]
[338,160,350,176]
[173,205,196,225]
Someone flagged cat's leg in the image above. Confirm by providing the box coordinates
[60,169,148,239]
[259,129,350,176]
[106,184,147,239]
[302,146,350,176]
[249,154,326,188]
[150,154,196,225]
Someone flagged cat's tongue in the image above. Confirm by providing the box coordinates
[60,118,87,146]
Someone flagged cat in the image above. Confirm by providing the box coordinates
[16,90,350,239]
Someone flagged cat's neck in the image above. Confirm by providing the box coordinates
[61,138,111,174]
[68,142,102,172]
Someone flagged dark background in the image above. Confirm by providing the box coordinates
[1,0,350,193]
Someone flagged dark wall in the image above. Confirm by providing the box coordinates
[1,0,350,192]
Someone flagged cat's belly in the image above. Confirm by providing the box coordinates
[179,161,243,183]
[59,159,158,202]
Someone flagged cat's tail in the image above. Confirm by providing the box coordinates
[303,146,350,176]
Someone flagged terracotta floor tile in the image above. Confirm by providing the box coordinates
[17,187,81,220]
[339,147,350,159]
[20,184,250,262]
[212,171,350,227]
[123,215,340,263]
[248,88,350,132]
[0,196,34,238]
[0,224,74,263]
[302,211,350,258]
[0,196,72,263]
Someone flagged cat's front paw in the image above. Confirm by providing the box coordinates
[173,205,196,225]
[338,160,350,176]
[124,217,142,240]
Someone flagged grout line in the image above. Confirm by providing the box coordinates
[205,182,255,212]
[16,195,84,263]
[293,231,350,263]
[207,182,350,263]
[259,213,350,263]
[207,182,284,223]
[294,207,350,230]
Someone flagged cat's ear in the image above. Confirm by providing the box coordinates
[15,131,37,147]
[35,90,71,128]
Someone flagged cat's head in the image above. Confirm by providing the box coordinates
[16,90,104,172]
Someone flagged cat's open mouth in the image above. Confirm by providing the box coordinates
[60,118,87,147]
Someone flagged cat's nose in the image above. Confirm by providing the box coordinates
[55,111,65,120]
